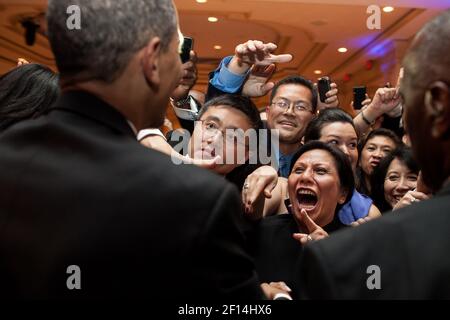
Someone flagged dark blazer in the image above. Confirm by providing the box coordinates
[248,213,347,300]
[299,182,450,299]
[0,91,263,299]
[248,214,303,299]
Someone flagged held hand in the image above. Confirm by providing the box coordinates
[171,50,198,101]
[242,165,278,220]
[351,94,371,113]
[350,216,372,227]
[292,209,329,245]
[392,190,430,211]
[242,64,276,97]
[316,82,339,110]
[260,282,292,300]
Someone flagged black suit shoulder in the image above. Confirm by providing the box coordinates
[0,95,262,299]
[300,186,450,299]
[248,214,303,297]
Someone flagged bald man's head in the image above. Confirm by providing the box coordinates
[403,10,450,88]
[400,9,450,192]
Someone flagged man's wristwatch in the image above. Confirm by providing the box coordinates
[170,95,192,109]
[170,95,200,121]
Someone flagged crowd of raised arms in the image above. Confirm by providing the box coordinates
[0,0,449,300]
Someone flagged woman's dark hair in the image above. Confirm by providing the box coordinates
[356,128,402,195]
[304,107,357,143]
[370,146,419,213]
[198,94,264,190]
[290,141,355,208]
[0,63,59,132]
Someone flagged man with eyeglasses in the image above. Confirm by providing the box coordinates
[266,75,322,177]
[208,40,339,177]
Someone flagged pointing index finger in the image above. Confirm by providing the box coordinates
[301,209,321,233]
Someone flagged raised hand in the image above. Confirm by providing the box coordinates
[371,87,401,115]
[364,68,403,120]
[235,40,292,67]
[242,64,276,97]
[351,94,371,112]
[171,50,198,101]
[228,40,292,76]
[242,165,279,220]
[292,209,329,245]
[392,190,430,211]
[316,82,340,110]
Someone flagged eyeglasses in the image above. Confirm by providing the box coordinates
[199,120,248,146]
[271,99,313,114]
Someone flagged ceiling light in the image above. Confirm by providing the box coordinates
[208,17,218,22]
[196,0,208,3]
[383,6,394,13]
[338,47,348,53]
[214,45,222,50]
[314,70,322,75]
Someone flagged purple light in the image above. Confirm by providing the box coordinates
[367,39,393,58]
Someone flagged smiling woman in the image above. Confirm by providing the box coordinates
[246,141,354,299]
[370,146,429,213]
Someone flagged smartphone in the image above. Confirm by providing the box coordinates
[353,86,367,110]
[180,37,193,63]
[317,76,331,103]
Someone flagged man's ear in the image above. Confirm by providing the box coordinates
[425,81,450,140]
[141,37,162,90]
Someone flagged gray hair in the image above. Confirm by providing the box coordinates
[47,0,177,83]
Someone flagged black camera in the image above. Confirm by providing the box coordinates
[21,19,39,46]
[353,86,367,110]
[180,37,194,63]
[317,76,331,103]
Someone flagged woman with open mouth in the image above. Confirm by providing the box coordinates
[243,108,381,226]
[370,146,431,213]
[245,141,354,299]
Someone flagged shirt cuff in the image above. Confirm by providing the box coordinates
[137,129,166,141]
[209,56,249,93]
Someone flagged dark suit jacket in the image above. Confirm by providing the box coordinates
[299,182,450,299]
[0,91,263,299]
[248,214,303,299]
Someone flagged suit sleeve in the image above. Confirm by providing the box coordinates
[190,183,264,299]
[298,243,338,299]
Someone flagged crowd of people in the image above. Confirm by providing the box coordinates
[0,0,449,300]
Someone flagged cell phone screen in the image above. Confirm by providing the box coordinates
[353,86,367,110]
[180,37,193,63]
